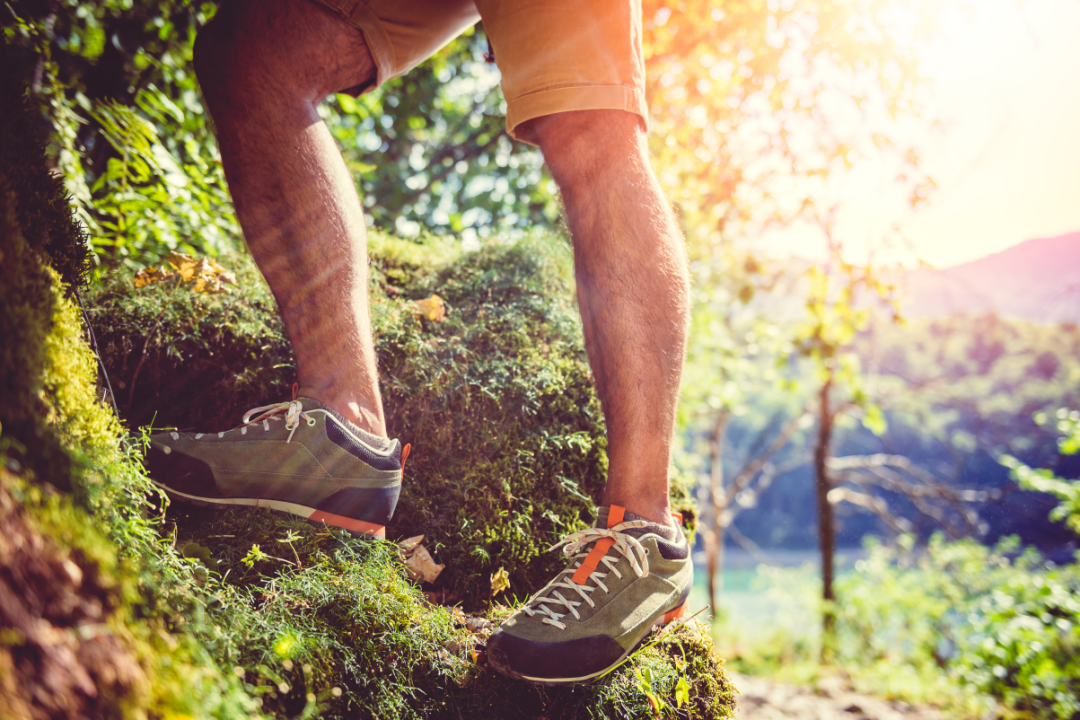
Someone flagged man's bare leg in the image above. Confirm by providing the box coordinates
[530,110,690,528]
[193,0,386,435]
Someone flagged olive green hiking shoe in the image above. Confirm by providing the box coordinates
[486,505,693,684]
[145,396,408,537]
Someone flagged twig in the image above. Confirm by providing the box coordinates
[74,286,121,419]
[127,276,181,410]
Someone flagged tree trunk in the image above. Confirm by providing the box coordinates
[813,373,836,662]
[705,410,730,616]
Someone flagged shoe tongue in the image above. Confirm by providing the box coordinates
[594,505,678,542]
[299,396,393,452]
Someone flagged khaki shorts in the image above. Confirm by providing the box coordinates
[306,0,647,145]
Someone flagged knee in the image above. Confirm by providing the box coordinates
[192,8,244,103]
[193,0,376,109]
[530,110,649,190]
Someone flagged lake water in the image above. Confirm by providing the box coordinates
[687,548,867,638]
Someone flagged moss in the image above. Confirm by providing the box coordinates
[0,45,92,293]
[0,66,259,719]
[89,231,697,607]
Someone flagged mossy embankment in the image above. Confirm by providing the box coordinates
[1,65,734,719]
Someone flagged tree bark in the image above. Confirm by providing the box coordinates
[705,409,730,615]
[813,372,836,662]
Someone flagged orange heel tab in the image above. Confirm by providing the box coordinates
[291,382,299,401]
[607,505,625,529]
[400,443,411,473]
[663,602,690,624]
[670,511,683,526]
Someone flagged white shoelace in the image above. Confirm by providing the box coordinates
[239,400,317,442]
[521,520,651,630]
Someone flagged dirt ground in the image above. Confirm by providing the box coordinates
[731,672,944,720]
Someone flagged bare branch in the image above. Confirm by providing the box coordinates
[726,522,773,566]
[827,487,914,534]
[725,405,811,507]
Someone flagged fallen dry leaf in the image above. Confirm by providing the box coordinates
[133,265,176,288]
[135,252,235,294]
[490,566,510,596]
[412,294,447,322]
[209,258,237,286]
[397,534,445,584]
[165,251,199,281]
[465,616,493,637]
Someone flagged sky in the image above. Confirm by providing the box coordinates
[758,0,1080,269]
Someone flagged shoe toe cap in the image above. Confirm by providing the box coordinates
[486,628,625,683]
[145,442,220,497]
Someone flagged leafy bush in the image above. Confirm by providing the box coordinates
[721,537,1080,719]
[832,535,1080,720]
[957,556,1080,720]
[1002,409,1080,534]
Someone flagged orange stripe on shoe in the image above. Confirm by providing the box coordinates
[663,602,689,624]
[607,505,625,529]
[670,511,683,525]
[572,537,615,585]
[400,443,411,473]
[309,510,386,538]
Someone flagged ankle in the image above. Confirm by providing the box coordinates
[298,385,387,437]
[602,499,674,530]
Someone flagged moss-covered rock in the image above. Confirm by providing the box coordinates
[88,234,697,607]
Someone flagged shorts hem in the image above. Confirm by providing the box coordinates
[506,85,649,145]
[346,3,397,88]
[304,0,397,91]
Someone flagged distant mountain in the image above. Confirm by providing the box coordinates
[901,231,1080,324]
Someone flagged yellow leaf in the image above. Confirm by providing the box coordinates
[490,566,510,596]
[413,294,447,322]
[165,251,199,281]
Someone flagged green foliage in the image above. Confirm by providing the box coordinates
[0,45,92,292]
[1002,409,1080,534]
[3,0,236,273]
[958,555,1080,720]
[325,32,559,240]
[6,0,558,271]
[86,91,239,264]
[720,536,1080,720]
[858,315,1080,464]
[87,251,293,430]
[838,536,1080,720]
[0,70,260,716]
